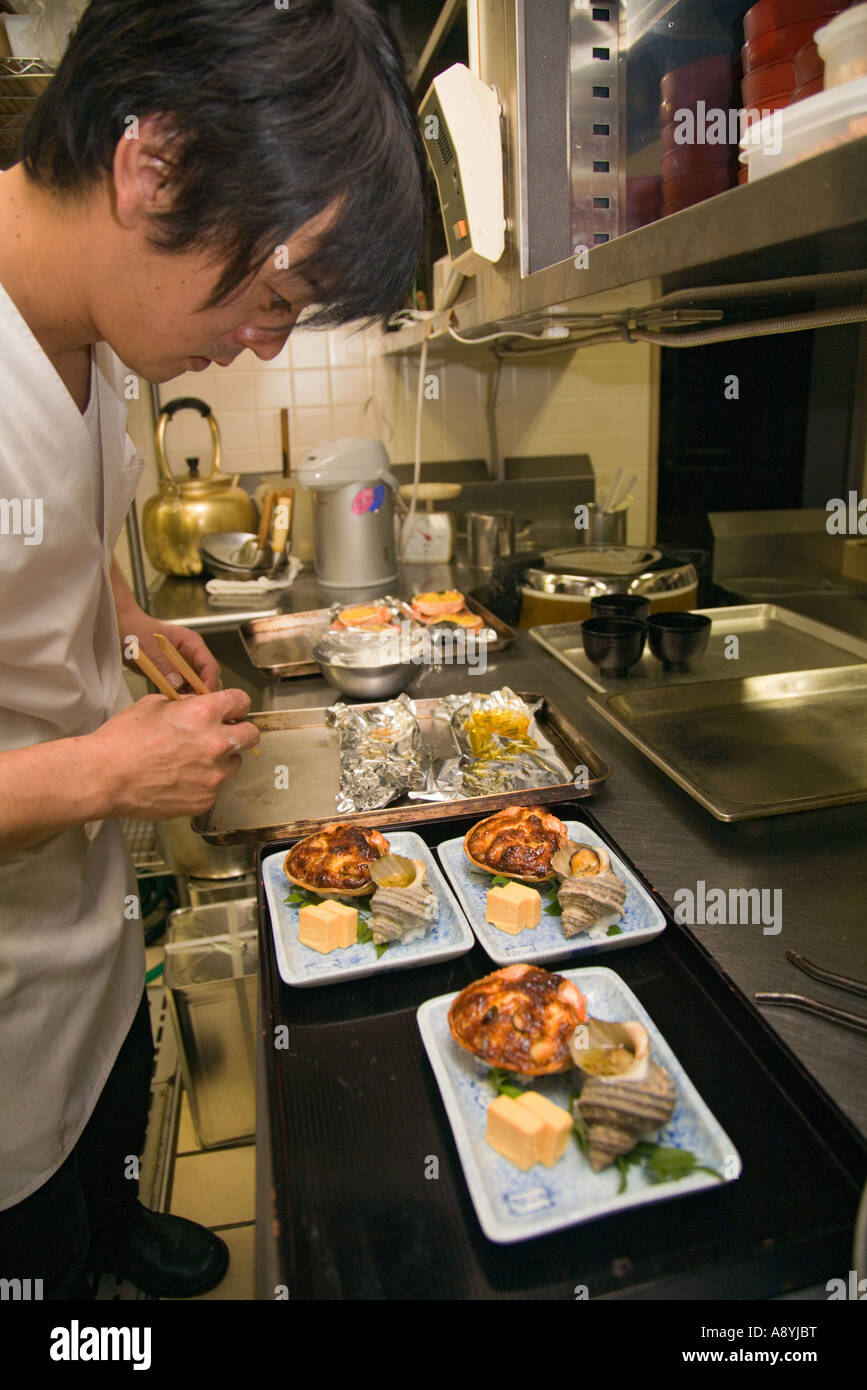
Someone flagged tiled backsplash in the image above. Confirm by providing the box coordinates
[119,321,657,586]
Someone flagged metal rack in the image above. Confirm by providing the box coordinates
[0,55,53,168]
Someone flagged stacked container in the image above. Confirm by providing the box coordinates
[659,55,739,215]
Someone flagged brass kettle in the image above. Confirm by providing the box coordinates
[142,397,258,576]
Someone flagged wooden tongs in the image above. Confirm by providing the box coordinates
[133,633,260,756]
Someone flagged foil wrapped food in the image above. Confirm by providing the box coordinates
[325,694,433,811]
[429,687,572,797]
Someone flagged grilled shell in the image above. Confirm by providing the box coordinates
[464,805,569,883]
[283,823,390,897]
[448,964,588,1075]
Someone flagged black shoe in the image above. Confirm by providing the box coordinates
[91,1205,229,1298]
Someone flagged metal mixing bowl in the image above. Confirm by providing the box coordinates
[200,531,272,580]
[314,656,418,700]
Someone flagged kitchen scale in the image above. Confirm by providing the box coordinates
[399,482,462,562]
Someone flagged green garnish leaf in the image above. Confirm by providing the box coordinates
[490,875,511,888]
[487,1067,524,1100]
[606,923,623,936]
[634,1143,723,1185]
[284,892,306,905]
[375,942,390,959]
[546,901,563,917]
[615,1155,629,1194]
[356,921,373,945]
[571,1108,589,1157]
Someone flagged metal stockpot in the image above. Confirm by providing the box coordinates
[155,817,253,880]
[142,397,257,576]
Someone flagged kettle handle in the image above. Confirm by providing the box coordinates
[155,397,222,484]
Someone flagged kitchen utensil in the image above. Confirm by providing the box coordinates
[154,818,254,880]
[531,603,867,695]
[311,641,419,701]
[238,596,512,680]
[489,546,698,627]
[134,633,260,756]
[465,510,516,568]
[142,397,257,576]
[191,693,611,844]
[269,489,295,576]
[647,612,712,671]
[590,594,650,621]
[754,992,867,1035]
[200,530,272,581]
[785,949,867,998]
[233,490,275,568]
[399,483,461,563]
[581,617,647,678]
[580,504,627,546]
[295,437,398,588]
[589,664,867,821]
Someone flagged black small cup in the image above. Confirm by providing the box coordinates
[647,612,711,671]
[581,617,647,677]
[590,594,651,622]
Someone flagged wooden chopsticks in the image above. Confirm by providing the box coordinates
[133,634,260,756]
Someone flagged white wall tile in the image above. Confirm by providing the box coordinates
[288,329,330,369]
[330,367,370,405]
[292,369,331,408]
[255,371,292,409]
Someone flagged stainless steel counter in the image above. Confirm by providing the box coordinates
[202,605,867,1148]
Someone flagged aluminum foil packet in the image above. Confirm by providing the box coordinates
[325,694,433,811]
[428,687,572,797]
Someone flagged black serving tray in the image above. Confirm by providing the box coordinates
[255,802,866,1300]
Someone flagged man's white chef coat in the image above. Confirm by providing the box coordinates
[0,278,146,1210]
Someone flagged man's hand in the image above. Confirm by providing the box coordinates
[110,560,221,691]
[91,689,260,820]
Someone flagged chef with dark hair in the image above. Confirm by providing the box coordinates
[0,0,425,1298]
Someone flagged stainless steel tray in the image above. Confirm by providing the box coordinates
[193,692,610,843]
[240,595,513,679]
[589,665,867,821]
[530,604,867,694]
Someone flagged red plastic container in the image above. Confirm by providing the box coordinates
[741,16,835,69]
[794,38,823,83]
[740,92,792,131]
[660,54,737,106]
[737,165,750,184]
[662,164,735,202]
[662,193,709,214]
[661,143,736,178]
[741,59,796,105]
[791,76,825,99]
[743,0,847,44]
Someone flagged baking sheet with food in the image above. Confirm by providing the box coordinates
[262,830,474,987]
[240,591,513,678]
[530,603,867,695]
[418,964,741,1244]
[194,691,611,844]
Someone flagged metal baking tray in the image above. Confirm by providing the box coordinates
[530,604,867,694]
[193,691,610,844]
[590,665,867,821]
[240,595,513,679]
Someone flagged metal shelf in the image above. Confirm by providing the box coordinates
[0,55,53,168]
[382,138,867,354]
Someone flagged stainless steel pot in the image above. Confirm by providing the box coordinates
[155,817,254,879]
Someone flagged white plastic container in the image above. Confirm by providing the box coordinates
[815,4,867,88]
[739,75,867,179]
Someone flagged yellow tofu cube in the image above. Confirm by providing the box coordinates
[298,900,358,954]
[485,881,542,934]
[515,1091,573,1166]
[485,1095,545,1170]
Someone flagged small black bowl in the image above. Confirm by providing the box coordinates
[647,612,711,671]
[590,594,651,622]
[581,617,647,677]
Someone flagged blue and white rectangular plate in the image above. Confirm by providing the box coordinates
[262,831,474,988]
[436,821,665,966]
[417,965,741,1244]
